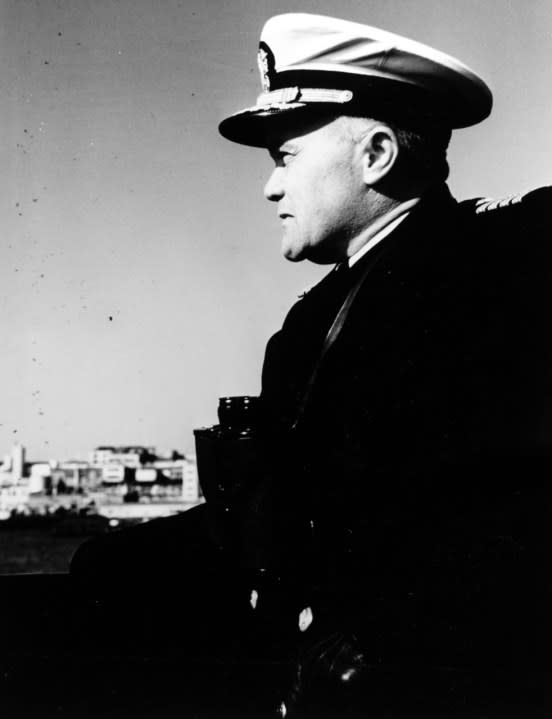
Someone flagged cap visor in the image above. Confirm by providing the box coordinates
[218,103,344,148]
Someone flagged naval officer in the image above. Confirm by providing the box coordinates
[218,12,551,715]
[70,13,551,716]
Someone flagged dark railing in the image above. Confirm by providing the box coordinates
[0,571,289,718]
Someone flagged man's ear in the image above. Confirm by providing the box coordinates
[359,124,399,186]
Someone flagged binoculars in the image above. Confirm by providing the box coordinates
[194,396,267,565]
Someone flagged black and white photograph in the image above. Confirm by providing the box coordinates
[0,1,550,717]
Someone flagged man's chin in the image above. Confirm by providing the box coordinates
[283,253,304,263]
[281,239,306,263]
[281,238,336,265]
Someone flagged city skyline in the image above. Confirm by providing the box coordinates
[0,439,191,465]
[2,0,551,459]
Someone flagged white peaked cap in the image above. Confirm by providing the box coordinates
[219,13,493,147]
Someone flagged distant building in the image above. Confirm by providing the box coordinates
[0,484,30,515]
[0,442,200,515]
[0,443,26,484]
[153,458,200,501]
[11,444,25,481]
[28,463,53,493]
[90,446,200,501]
[182,458,200,501]
[90,446,156,469]
[101,463,131,484]
[53,461,102,491]
[153,459,185,481]
[26,460,102,494]
[135,467,158,483]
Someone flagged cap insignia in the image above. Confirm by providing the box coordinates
[257,41,275,93]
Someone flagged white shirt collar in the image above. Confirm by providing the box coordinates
[347,197,421,268]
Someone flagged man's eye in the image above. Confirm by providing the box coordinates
[271,150,295,167]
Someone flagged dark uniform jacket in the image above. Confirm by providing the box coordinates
[259,182,552,669]
[70,183,551,697]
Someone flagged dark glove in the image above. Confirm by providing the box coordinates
[280,631,369,718]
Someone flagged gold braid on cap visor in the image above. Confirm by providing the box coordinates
[256,87,354,106]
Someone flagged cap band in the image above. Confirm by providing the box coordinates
[256,87,354,105]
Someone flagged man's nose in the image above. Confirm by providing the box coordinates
[263,167,284,202]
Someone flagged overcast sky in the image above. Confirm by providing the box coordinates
[1,0,551,461]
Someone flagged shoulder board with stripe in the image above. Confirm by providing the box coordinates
[474,192,526,214]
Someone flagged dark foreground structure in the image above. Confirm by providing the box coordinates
[0,502,549,719]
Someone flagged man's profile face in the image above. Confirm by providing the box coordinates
[264,115,369,264]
